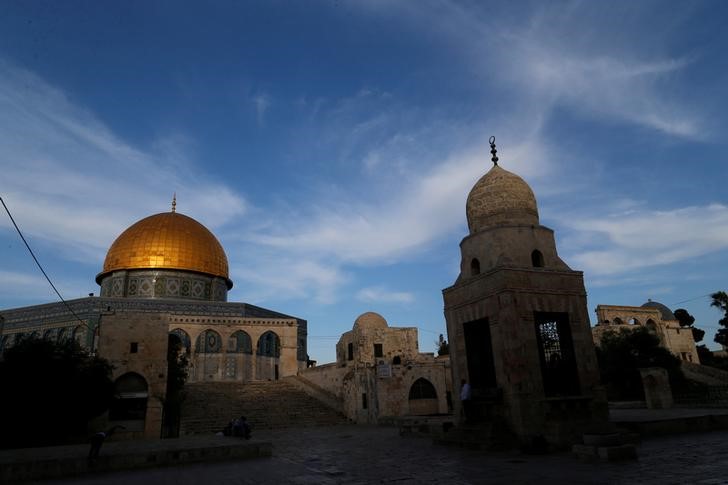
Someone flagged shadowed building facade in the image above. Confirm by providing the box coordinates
[593,300,700,363]
[0,205,307,438]
[442,139,607,446]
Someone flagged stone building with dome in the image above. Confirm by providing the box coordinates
[0,204,308,438]
[442,138,607,446]
[300,312,452,424]
[593,300,700,363]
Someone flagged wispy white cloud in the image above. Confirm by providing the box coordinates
[563,203,728,276]
[252,93,270,126]
[356,286,414,304]
[0,60,246,264]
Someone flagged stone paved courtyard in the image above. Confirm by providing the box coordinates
[39,425,728,485]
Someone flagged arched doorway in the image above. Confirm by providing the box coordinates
[256,331,280,381]
[194,329,222,381]
[408,378,439,415]
[109,372,148,431]
[226,330,253,381]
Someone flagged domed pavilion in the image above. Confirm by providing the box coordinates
[442,137,607,446]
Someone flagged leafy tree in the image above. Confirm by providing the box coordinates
[0,337,113,448]
[674,308,705,343]
[162,334,189,438]
[435,334,449,356]
[711,291,728,347]
[595,327,683,400]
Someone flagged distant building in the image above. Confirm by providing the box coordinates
[300,312,452,423]
[0,205,307,438]
[593,300,700,363]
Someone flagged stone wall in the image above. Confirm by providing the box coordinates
[97,312,170,439]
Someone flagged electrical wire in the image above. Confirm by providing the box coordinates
[0,196,88,329]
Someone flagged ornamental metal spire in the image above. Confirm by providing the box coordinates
[172,193,177,213]
[489,136,499,166]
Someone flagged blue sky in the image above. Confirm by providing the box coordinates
[1,1,727,363]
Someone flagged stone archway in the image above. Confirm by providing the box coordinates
[194,329,223,381]
[109,372,149,431]
[408,378,439,415]
[226,330,253,381]
[256,331,280,381]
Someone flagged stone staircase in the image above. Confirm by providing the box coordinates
[179,378,348,435]
[682,361,728,386]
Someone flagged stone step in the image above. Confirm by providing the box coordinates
[179,379,347,435]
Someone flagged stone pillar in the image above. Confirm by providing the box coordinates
[639,367,673,409]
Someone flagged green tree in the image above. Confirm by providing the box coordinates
[674,308,705,343]
[0,337,113,448]
[711,291,728,347]
[435,334,449,356]
[595,327,683,400]
[162,334,189,438]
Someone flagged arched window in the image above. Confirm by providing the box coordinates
[408,378,438,400]
[470,258,481,276]
[228,331,253,354]
[392,356,402,365]
[170,328,191,353]
[628,318,640,326]
[531,250,544,268]
[613,318,625,326]
[646,319,657,334]
[256,331,280,357]
[109,372,148,424]
[43,329,55,340]
[195,329,222,353]
[57,328,67,342]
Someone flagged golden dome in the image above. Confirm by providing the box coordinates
[466,164,539,233]
[96,211,232,288]
[354,312,388,331]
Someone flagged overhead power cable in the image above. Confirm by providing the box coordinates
[0,196,88,330]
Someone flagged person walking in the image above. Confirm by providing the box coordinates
[460,379,472,423]
[88,425,125,462]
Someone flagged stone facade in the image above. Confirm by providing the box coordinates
[443,155,607,446]
[0,209,309,440]
[593,303,699,363]
[301,312,452,424]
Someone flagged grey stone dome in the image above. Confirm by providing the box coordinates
[641,300,676,321]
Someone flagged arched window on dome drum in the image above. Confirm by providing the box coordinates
[470,258,481,276]
[409,378,438,400]
[531,250,544,268]
[109,372,148,428]
[195,329,222,353]
[257,331,280,358]
[228,331,252,354]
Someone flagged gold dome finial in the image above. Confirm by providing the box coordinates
[489,136,499,166]
[172,193,176,213]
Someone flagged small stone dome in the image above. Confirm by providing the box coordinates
[641,300,676,321]
[353,312,388,331]
[466,165,539,234]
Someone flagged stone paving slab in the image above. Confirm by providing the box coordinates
[37,425,728,484]
[0,435,271,483]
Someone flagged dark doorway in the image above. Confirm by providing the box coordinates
[463,318,497,389]
[534,312,580,396]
